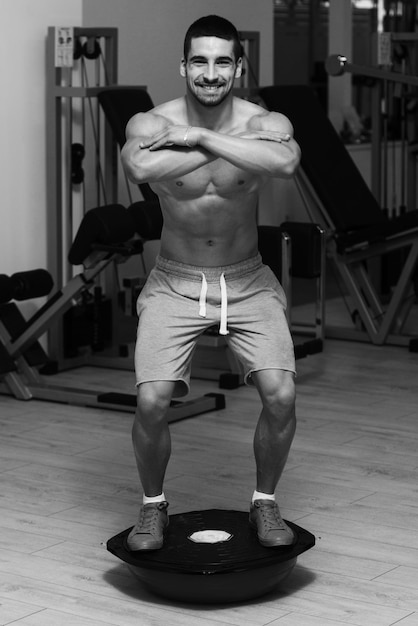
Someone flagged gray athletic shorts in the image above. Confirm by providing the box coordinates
[134,253,295,397]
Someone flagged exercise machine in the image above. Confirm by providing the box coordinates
[0,204,225,421]
[260,83,418,349]
[46,27,148,371]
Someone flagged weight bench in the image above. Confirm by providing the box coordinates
[260,85,418,349]
[0,203,225,421]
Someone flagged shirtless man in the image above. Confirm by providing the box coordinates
[121,15,301,551]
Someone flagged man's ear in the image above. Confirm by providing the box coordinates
[180,57,186,77]
[235,57,243,79]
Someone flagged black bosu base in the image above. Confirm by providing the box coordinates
[107,509,315,604]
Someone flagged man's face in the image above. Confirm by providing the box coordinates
[180,36,242,107]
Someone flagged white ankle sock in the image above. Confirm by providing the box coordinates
[252,490,275,503]
[143,493,166,505]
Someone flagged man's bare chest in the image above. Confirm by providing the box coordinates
[151,158,260,200]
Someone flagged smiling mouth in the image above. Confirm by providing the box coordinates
[196,83,224,90]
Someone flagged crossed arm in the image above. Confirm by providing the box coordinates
[121,110,301,184]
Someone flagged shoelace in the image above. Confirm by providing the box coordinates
[257,503,286,529]
[136,505,164,533]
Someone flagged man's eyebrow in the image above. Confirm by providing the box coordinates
[189,55,234,63]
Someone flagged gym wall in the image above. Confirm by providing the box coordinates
[0,0,83,280]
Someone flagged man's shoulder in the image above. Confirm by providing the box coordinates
[126,97,185,135]
[244,103,292,133]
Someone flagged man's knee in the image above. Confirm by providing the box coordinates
[268,385,295,420]
[136,381,174,422]
[255,370,296,417]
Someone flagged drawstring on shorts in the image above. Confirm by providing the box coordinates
[219,273,228,335]
[198,271,229,335]
[199,272,208,318]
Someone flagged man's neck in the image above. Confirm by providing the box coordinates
[184,93,235,132]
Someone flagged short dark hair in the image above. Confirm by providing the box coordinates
[183,15,243,62]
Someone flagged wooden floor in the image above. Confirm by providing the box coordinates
[1,337,418,625]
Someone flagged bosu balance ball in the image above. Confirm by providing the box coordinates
[107,509,315,603]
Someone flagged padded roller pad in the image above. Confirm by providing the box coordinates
[69,204,136,265]
[10,269,54,301]
[0,270,53,304]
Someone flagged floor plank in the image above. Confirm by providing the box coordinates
[1,337,418,625]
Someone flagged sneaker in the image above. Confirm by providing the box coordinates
[127,501,169,551]
[249,499,295,547]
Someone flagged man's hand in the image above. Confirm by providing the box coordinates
[140,125,197,151]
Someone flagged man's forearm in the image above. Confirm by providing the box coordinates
[122,139,216,184]
[197,128,300,178]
